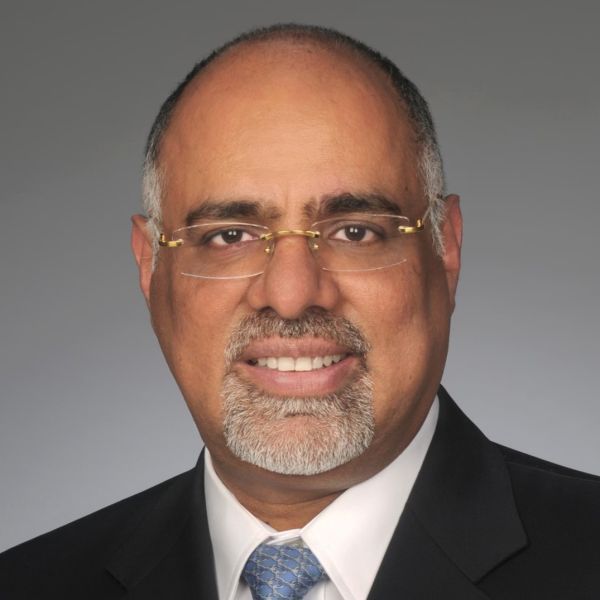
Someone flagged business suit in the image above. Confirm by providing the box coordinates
[1,387,599,599]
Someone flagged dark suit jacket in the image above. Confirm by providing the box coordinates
[1,387,599,599]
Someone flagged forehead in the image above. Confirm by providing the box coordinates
[159,42,422,225]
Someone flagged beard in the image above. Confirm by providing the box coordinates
[221,309,375,476]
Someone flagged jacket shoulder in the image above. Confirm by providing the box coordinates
[498,444,600,483]
[478,444,600,595]
[497,443,600,535]
[0,468,195,598]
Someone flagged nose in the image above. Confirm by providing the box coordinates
[245,234,340,319]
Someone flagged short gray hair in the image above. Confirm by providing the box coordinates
[142,24,447,256]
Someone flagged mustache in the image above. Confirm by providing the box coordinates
[224,308,371,367]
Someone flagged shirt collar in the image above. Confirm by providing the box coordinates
[205,396,439,600]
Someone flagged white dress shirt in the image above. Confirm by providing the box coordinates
[205,397,438,600]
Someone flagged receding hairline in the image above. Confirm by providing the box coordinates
[192,34,400,88]
[185,36,398,98]
[162,39,414,157]
[145,25,439,169]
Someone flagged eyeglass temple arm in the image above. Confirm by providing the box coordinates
[398,219,424,234]
[158,233,183,247]
[398,196,444,234]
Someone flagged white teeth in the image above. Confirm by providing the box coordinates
[294,357,313,371]
[254,355,346,372]
[277,357,295,372]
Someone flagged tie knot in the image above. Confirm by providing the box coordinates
[242,542,327,600]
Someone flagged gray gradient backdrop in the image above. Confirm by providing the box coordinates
[1,0,599,551]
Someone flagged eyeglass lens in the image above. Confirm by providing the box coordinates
[168,214,417,279]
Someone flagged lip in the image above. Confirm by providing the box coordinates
[235,354,360,396]
[239,337,352,362]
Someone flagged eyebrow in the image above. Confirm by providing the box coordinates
[318,193,404,217]
[183,192,403,226]
[184,200,280,225]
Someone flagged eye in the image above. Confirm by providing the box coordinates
[329,223,381,243]
[205,227,258,247]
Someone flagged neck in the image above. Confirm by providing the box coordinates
[208,432,416,530]
[211,458,346,530]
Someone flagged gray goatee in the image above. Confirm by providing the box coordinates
[221,309,374,475]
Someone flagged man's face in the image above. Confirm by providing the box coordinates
[133,43,461,485]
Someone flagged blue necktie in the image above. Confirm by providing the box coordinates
[242,542,327,599]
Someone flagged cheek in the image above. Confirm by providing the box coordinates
[347,256,447,420]
[149,273,247,430]
[367,279,428,379]
[172,285,240,377]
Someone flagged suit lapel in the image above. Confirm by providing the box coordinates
[105,454,218,599]
[368,387,527,599]
[368,508,490,599]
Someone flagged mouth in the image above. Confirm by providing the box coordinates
[246,353,348,371]
[235,338,362,396]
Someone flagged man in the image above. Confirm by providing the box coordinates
[1,23,599,599]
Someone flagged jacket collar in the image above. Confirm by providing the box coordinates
[105,454,217,598]
[368,386,527,598]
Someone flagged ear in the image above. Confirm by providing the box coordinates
[440,194,462,310]
[130,214,154,305]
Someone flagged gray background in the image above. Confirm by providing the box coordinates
[1,0,598,552]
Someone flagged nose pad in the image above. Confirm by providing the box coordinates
[263,237,276,257]
[262,231,321,268]
[267,234,321,274]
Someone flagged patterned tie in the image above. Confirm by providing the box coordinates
[242,542,327,599]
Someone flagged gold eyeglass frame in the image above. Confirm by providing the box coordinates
[158,214,426,250]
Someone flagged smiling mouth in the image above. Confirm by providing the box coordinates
[246,354,349,372]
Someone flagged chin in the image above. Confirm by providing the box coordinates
[221,369,375,476]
